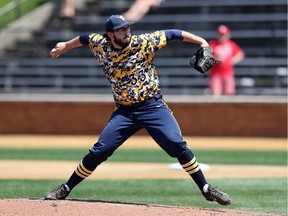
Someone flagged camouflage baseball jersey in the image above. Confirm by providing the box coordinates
[87,31,167,105]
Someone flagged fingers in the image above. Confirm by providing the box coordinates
[50,42,65,58]
[50,47,60,58]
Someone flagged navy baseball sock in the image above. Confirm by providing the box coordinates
[66,153,98,190]
[178,149,207,191]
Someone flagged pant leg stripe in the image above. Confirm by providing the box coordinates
[79,160,93,174]
[181,157,196,168]
[75,169,88,179]
[75,161,93,178]
[187,166,200,174]
[183,161,198,172]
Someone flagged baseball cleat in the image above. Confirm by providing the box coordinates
[44,184,70,200]
[202,185,232,205]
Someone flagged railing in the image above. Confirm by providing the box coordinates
[0,0,26,16]
[0,0,50,29]
[0,0,26,28]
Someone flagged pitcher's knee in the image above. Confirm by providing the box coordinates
[83,151,108,168]
[177,148,195,164]
[88,146,114,165]
[164,141,188,158]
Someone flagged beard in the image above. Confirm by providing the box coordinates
[114,35,131,48]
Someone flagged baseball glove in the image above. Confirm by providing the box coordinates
[189,46,219,76]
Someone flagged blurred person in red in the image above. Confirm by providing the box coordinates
[208,25,245,96]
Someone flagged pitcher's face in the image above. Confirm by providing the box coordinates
[112,25,131,48]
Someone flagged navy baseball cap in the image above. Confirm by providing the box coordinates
[105,15,132,32]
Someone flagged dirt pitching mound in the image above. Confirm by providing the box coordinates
[0,199,279,216]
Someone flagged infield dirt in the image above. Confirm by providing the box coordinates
[0,199,282,216]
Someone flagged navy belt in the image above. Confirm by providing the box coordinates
[117,96,159,108]
[129,97,157,107]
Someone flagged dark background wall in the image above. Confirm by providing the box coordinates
[0,101,286,137]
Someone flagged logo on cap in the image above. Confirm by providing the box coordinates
[115,15,125,21]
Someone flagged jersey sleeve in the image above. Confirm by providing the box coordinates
[84,33,106,56]
[164,29,183,41]
[79,33,104,48]
[140,30,167,53]
[79,34,90,45]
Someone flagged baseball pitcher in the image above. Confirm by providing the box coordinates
[45,15,230,206]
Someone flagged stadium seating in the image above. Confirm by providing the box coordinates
[0,0,287,95]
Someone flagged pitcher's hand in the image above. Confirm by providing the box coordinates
[50,42,66,58]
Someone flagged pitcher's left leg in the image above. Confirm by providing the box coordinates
[139,101,208,191]
[139,100,231,205]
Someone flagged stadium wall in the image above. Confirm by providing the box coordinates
[0,100,286,137]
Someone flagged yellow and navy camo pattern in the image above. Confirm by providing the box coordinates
[88,31,167,105]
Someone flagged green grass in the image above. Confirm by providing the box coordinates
[0,146,286,214]
[0,0,49,28]
[0,0,14,8]
[0,148,286,165]
[0,178,286,214]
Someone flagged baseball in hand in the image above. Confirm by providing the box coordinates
[50,48,60,58]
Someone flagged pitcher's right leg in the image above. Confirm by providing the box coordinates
[44,109,141,200]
